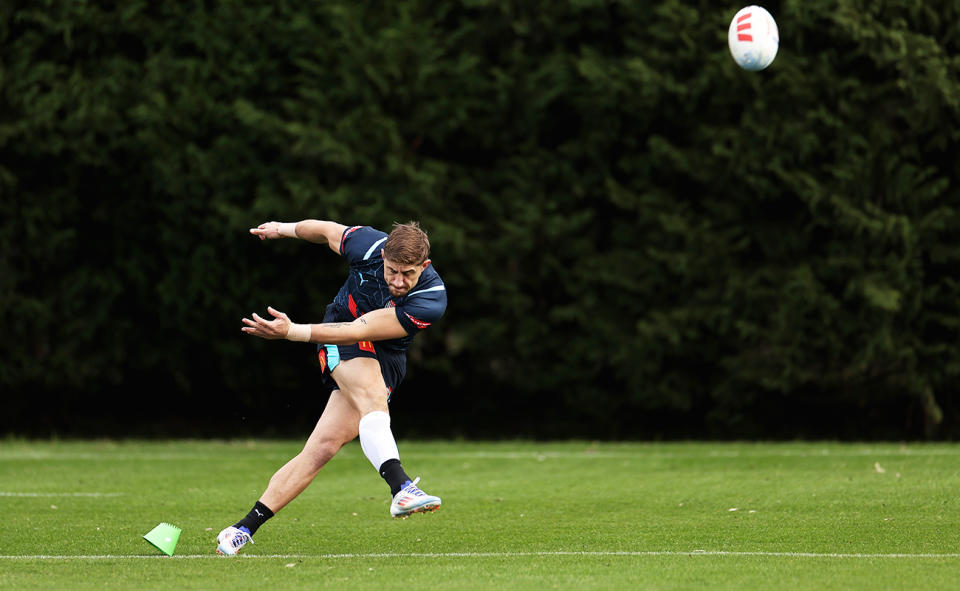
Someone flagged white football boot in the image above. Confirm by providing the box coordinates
[216,526,253,556]
[390,477,441,518]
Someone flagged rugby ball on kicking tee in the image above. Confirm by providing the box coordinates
[728,6,779,71]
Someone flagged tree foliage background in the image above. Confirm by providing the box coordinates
[2,0,959,439]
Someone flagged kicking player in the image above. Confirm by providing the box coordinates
[216,219,447,556]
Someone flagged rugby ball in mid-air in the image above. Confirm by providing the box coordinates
[728,6,779,71]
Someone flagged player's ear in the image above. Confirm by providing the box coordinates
[421,259,431,270]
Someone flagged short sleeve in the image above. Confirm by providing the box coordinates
[339,226,388,264]
[395,285,447,333]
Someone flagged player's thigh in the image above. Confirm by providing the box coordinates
[330,357,390,414]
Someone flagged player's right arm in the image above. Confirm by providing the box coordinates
[242,306,409,344]
[249,220,348,255]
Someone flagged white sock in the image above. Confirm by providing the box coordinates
[358,411,400,471]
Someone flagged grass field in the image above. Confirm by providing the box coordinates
[1,439,959,590]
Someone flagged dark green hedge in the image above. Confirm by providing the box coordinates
[2,1,959,438]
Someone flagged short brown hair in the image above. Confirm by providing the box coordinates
[382,221,430,265]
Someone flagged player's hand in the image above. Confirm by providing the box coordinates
[241,306,292,340]
[249,222,282,240]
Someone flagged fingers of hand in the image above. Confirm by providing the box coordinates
[244,307,284,337]
[242,314,274,338]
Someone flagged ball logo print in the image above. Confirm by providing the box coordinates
[728,6,779,71]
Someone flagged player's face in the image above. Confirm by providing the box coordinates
[383,256,430,297]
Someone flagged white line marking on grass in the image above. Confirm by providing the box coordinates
[0,453,234,461]
[310,551,960,559]
[315,551,960,559]
[2,551,959,560]
[409,448,960,460]
[0,491,124,497]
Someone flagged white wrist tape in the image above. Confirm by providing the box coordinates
[278,222,298,238]
[286,322,311,342]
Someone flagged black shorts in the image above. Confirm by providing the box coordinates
[316,303,407,401]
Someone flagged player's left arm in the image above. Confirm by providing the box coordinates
[242,307,408,344]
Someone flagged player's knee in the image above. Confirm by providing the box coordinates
[342,384,389,414]
[302,437,346,468]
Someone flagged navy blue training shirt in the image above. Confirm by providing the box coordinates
[331,225,446,352]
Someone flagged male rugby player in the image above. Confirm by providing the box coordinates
[216,220,446,556]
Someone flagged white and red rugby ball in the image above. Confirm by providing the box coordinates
[728,6,779,71]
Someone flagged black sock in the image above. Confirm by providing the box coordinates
[234,501,274,536]
[379,459,411,497]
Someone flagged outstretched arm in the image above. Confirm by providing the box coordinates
[249,220,349,255]
[242,306,409,344]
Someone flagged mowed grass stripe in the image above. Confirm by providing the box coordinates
[6,450,960,460]
[0,492,124,497]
